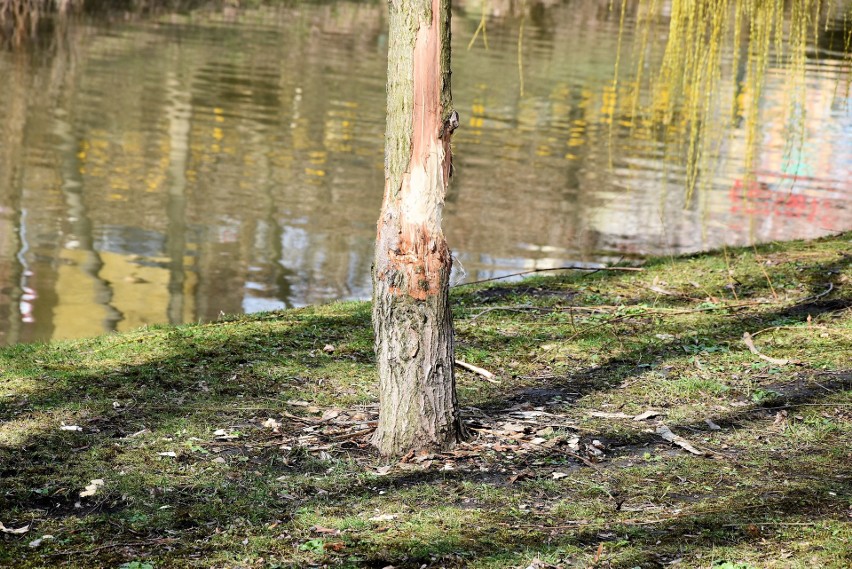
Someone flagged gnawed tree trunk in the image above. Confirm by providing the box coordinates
[372,0,464,456]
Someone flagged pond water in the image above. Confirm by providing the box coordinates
[0,0,850,345]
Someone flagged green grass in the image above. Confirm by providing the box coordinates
[1,233,850,568]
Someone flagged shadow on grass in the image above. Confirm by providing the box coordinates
[0,242,849,567]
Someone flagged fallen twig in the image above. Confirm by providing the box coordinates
[752,245,779,300]
[742,332,791,366]
[0,522,29,534]
[455,360,501,384]
[512,504,787,531]
[468,304,551,321]
[48,538,176,557]
[329,427,375,442]
[639,283,705,302]
[592,542,604,564]
[742,403,852,411]
[454,265,644,287]
[564,451,602,470]
[796,282,834,304]
[655,425,704,456]
[722,521,826,527]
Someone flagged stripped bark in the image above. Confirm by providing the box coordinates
[372,0,464,456]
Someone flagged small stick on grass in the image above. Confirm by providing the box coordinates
[565,451,602,470]
[742,332,791,366]
[48,539,176,557]
[329,427,375,442]
[752,244,779,300]
[468,304,549,321]
[455,360,501,384]
[723,244,740,301]
[798,282,834,303]
[454,265,643,287]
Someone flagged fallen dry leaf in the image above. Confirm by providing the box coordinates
[585,444,605,458]
[368,513,398,522]
[59,425,83,432]
[213,429,239,440]
[262,418,281,429]
[311,525,340,535]
[508,470,531,484]
[552,471,569,480]
[633,410,661,421]
[745,523,762,538]
[79,479,105,498]
[321,409,341,421]
[375,465,392,476]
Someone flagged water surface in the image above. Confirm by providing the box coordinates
[0,0,849,344]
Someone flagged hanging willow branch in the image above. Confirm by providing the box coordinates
[613,0,850,212]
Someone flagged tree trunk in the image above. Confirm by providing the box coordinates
[372,0,464,456]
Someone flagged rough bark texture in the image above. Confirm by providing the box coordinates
[372,0,464,456]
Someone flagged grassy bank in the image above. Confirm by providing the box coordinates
[1,233,850,568]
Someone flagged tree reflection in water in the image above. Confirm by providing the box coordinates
[0,0,849,344]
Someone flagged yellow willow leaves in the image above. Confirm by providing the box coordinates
[614,0,852,203]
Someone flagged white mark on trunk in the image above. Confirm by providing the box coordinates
[401,140,446,227]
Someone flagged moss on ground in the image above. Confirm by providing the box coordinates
[1,233,850,568]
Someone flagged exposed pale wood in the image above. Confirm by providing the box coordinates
[372,0,464,456]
